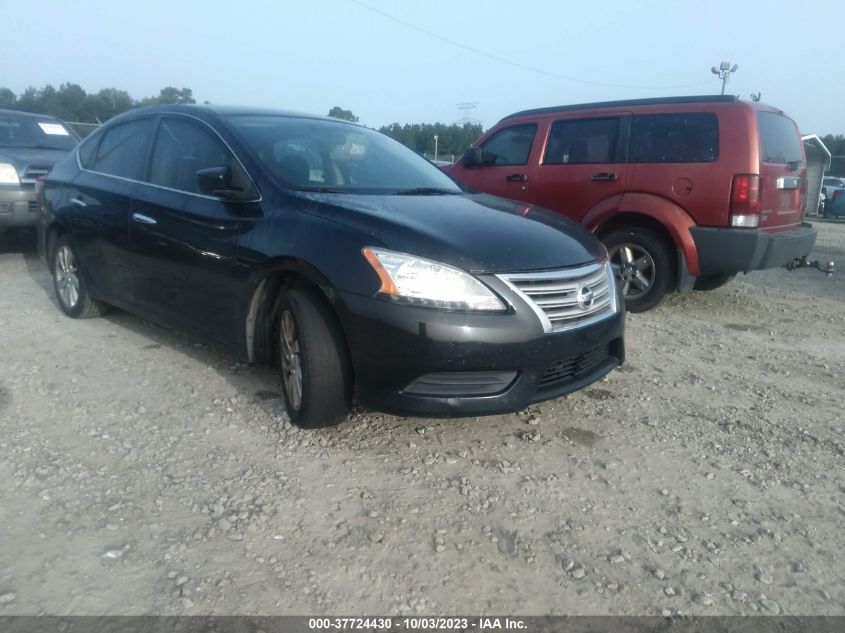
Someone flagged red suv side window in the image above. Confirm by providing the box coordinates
[543,118,620,165]
[479,124,536,166]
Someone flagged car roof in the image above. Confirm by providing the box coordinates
[0,108,65,122]
[118,103,355,125]
[501,95,742,120]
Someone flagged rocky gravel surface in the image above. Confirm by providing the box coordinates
[0,222,843,616]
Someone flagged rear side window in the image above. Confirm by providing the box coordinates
[757,112,802,164]
[149,118,232,194]
[544,118,619,164]
[629,113,718,163]
[92,119,155,179]
[478,124,536,166]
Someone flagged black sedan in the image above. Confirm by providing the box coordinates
[39,105,625,427]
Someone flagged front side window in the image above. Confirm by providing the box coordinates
[149,118,233,194]
[228,115,462,194]
[92,118,155,179]
[544,118,619,165]
[628,113,718,163]
[478,124,537,166]
[757,112,802,165]
[0,114,77,151]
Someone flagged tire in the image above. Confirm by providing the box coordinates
[693,273,735,291]
[603,227,674,313]
[276,285,352,428]
[51,235,107,319]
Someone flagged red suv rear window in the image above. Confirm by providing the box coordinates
[757,112,802,164]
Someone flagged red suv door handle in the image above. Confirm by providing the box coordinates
[506,173,528,182]
[591,172,618,182]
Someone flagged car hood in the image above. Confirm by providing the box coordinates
[293,192,604,273]
[0,147,71,178]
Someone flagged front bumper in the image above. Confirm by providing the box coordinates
[0,187,38,228]
[690,223,817,275]
[335,284,625,418]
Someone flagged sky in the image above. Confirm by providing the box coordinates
[3,0,843,134]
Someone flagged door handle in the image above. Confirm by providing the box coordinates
[70,198,87,207]
[591,172,618,182]
[506,173,528,182]
[132,212,157,225]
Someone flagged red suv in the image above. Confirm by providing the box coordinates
[446,96,816,311]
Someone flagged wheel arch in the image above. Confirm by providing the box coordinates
[583,193,702,278]
[243,258,350,368]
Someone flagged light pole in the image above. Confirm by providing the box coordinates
[711,62,739,95]
[433,135,439,162]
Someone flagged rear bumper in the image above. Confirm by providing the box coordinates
[690,223,817,275]
[0,187,38,228]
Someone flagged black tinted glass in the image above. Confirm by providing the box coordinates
[150,118,232,193]
[629,113,718,163]
[228,116,461,194]
[757,112,802,164]
[0,114,77,151]
[544,118,619,165]
[479,124,536,166]
[93,118,155,179]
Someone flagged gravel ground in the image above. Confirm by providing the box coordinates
[0,221,843,617]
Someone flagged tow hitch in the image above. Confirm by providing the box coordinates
[788,256,835,277]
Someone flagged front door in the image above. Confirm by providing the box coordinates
[129,116,257,345]
[449,123,537,202]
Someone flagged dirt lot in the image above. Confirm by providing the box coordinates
[0,221,843,617]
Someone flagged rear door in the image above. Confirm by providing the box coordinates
[449,123,537,202]
[529,115,628,221]
[70,117,156,305]
[756,111,806,230]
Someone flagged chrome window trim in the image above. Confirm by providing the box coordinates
[75,112,262,203]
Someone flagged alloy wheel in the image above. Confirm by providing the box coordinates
[608,243,655,299]
[55,245,80,309]
[279,310,303,411]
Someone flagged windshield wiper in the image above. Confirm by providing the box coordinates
[392,187,460,196]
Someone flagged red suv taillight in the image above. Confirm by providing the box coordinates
[730,174,761,227]
[834,190,844,202]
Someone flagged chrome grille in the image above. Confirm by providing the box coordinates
[498,261,618,333]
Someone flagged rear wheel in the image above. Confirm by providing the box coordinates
[276,285,352,429]
[693,273,735,291]
[603,227,674,313]
[51,235,107,318]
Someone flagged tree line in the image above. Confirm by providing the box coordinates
[821,134,845,157]
[0,83,195,124]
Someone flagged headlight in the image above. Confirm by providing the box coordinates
[362,247,506,311]
[0,163,19,185]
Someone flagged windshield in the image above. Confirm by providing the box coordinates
[227,115,462,194]
[0,114,77,151]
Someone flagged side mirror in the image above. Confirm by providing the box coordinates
[196,165,259,202]
[462,147,482,168]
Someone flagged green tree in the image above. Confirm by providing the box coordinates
[0,87,15,109]
[140,86,195,106]
[328,106,359,122]
[378,122,483,157]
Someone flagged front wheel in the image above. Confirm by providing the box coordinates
[276,286,352,429]
[603,227,674,313]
